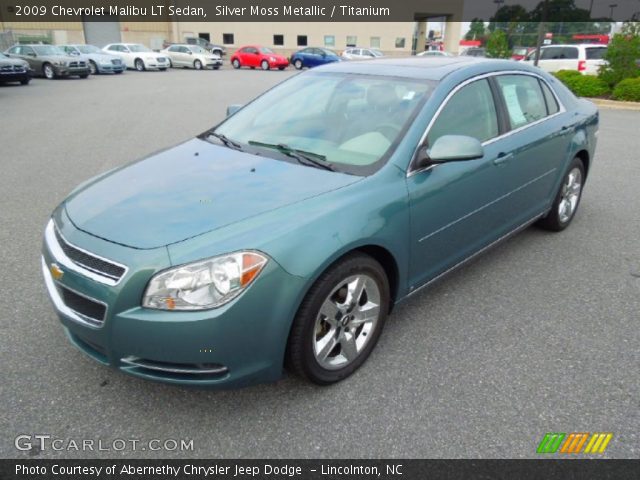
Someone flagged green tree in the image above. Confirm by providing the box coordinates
[486,30,512,58]
[465,19,486,41]
[599,22,640,87]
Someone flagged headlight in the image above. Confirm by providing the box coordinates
[142,251,268,311]
[55,60,67,67]
[270,56,276,62]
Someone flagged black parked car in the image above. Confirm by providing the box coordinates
[0,52,30,85]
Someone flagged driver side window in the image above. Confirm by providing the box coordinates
[427,79,499,146]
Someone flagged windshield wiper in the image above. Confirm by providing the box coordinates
[248,141,335,172]
[205,131,244,151]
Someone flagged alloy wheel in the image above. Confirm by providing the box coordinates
[43,64,54,79]
[313,274,381,370]
[89,61,97,75]
[558,167,582,224]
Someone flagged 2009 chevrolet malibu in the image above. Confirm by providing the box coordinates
[42,57,598,387]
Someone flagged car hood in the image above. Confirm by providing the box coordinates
[0,57,27,67]
[64,138,360,249]
[87,52,118,62]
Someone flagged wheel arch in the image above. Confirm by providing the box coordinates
[575,149,590,178]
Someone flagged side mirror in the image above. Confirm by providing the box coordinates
[188,51,193,55]
[226,104,243,117]
[28,52,36,57]
[415,135,484,169]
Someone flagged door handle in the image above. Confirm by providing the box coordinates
[493,153,513,166]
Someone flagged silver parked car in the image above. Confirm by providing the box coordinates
[161,44,223,70]
[341,47,384,60]
[59,44,125,75]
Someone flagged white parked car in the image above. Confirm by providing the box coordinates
[522,44,608,75]
[341,47,384,60]
[417,50,454,57]
[161,44,223,70]
[102,43,169,71]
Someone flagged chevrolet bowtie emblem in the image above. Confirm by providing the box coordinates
[50,263,64,280]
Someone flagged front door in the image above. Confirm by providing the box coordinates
[406,78,519,290]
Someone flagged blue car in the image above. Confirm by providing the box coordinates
[42,57,598,388]
[290,47,341,70]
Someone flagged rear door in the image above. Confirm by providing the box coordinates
[489,73,572,229]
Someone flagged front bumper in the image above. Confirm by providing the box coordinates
[54,65,90,77]
[97,63,125,73]
[145,60,169,69]
[0,70,29,82]
[41,212,305,388]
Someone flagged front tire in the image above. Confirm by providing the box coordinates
[261,60,270,71]
[232,58,240,69]
[294,59,303,70]
[20,77,30,85]
[79,74,88,79]
[537,157,585,231]
[43,63,55,79]
[135,58,145,71]
[88,60,97,75]
[194,59,203,70]
[287,253,390,385]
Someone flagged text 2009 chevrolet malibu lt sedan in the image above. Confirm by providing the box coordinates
[42,57,598,388]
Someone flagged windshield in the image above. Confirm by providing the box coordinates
[212,72,435,175]
[128,44,151,53]
[33,45,65,56]
[321,48,338,56]
[370,49,384,57]
[188,46,207,54]
[77,45,101,54]
[259,47,275,54]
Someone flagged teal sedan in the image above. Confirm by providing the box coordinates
[42,57,598,387]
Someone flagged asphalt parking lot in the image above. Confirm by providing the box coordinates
[0,66,638,459]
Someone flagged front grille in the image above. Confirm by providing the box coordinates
[69,61,78,67]
[111,59,121,65]
[54,228,126,281]
[157,57,166,62]
[1,65,24,72]
[79,61,86,67]
[59,286,106,326]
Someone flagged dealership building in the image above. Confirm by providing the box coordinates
[0,1,464,55]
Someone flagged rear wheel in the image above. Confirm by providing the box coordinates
[294,59,303,70]
[287,253,390,385]
[261,60,270,70]
[194,59,203,70]
[232,58,240,69]
[43,63,55,79]
[135,58,145,71]
[537,157,585,231]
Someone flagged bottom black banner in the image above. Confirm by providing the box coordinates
[0,459,639,480]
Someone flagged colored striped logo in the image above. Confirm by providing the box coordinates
[537,433,613,454]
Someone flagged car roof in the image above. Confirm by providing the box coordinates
[318,56,547,81]
[541,44,606,48]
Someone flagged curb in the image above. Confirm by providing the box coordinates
[588,98,640,111]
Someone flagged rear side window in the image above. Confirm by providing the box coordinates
[495,75,548,129]
[541,47,578,60]
[586,47,607,60]
[428,79,499,145]
[539,80,560,115]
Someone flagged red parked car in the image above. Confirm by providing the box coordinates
[230,45,289,71]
